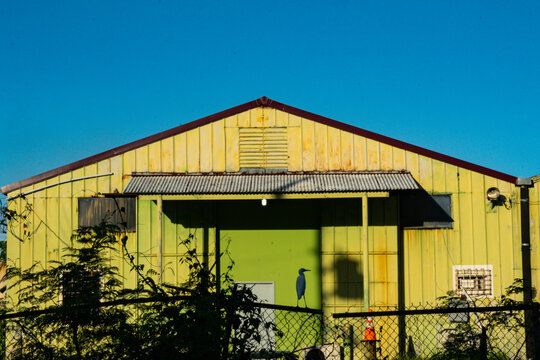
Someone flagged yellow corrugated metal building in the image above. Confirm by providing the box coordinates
[2,97,538,314]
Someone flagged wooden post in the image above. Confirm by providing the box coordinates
[397,195,407,355]
[157,196,163,284]
[215,201,221,294]
[362,193,370,312]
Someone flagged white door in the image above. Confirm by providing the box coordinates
[235,282,275,352]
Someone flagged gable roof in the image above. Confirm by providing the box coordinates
[1,96,517,195]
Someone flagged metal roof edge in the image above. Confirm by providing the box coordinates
[2,96,518,194]
[265,98,518,185]
[1,97,264,195]
[129,170,413,176]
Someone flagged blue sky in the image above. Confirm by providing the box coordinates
[1,0,539,195]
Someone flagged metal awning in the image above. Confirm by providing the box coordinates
[123,171,419,195]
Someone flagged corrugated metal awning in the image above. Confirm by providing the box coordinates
[123,171,419,195]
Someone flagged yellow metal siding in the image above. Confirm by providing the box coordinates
[379,142,392,171]
[237,110,249,127]
[186,128,199,173]
[314,123,328,171]
[301,119,315,171]
[341,131,354,171]
[328,127,341,170]
[148,141,161,172]
[135,146,148,173]
[5,106,529,310]
[288,124,302,171]
[161,137,174,173]
[212,120,225,172]
[173,133,187,173]
[321,198,399,313]
[225,119,239,172]
[123,150,136,189]
[199,124,213,172]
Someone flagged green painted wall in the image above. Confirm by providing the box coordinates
[136,199,322,308]
[219,200,321,308]
[135,198,400,312]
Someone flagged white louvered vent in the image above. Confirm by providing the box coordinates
[239,127,288,170]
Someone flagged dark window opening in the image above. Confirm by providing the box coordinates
[60,268,102,306]
[400,191,453,228]
[60,268,103,323]
[78,197,136,231]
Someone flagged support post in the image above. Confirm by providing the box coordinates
[157,196,163,284]
[397,195,406,355]
[518,179,535,359]
[215,201,221,295]
[520,186,532,307]
[362,193,370,311]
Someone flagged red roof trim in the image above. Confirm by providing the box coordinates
[265,97,517,184]
[1,96,517,194]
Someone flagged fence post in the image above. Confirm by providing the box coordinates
[349,325,354,360]
[479,327,487,360]
[534,304,540,360]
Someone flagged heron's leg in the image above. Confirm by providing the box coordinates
[303,296,307,308]
[296,299,299,307]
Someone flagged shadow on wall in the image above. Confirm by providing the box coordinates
[158,193,452,303]
[335,257,363,300]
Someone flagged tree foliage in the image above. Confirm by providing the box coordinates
[6,221,272,360]
[432,279,539,360]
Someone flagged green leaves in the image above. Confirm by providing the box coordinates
[7,217,273,360]
[8,221,130,359]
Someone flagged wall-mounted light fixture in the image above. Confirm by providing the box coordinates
[486,187,501,201]
[486,187,511,209]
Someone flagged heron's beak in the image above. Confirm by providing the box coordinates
[305,269,311,272]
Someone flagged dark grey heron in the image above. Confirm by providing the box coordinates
[296,268,310,307]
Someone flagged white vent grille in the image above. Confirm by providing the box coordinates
[239,127,288,169]
[453,265,493,297]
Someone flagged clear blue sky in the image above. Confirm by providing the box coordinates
[1,0,539,194]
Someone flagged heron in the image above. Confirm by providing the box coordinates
[296,268,310,307]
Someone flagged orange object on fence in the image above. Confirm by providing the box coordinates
[364,309,377,341]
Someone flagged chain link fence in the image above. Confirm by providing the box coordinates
[0,298,325,360]
[331,304,538,360]
[246,304,323,359]
[253,303,538,360]
[0,300,538,359]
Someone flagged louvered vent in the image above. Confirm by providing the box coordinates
[239,127,288,170]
